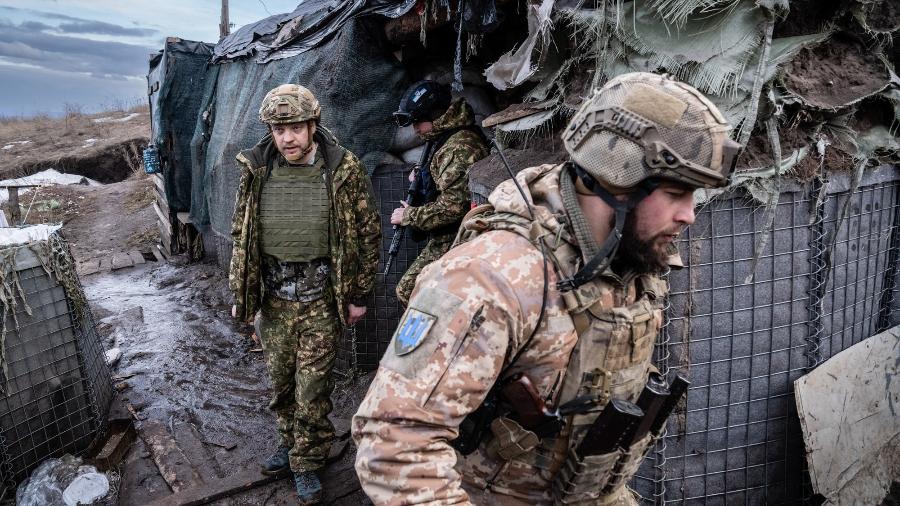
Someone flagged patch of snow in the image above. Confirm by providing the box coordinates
[0,169,103,203]
[0,224,61,246]
[1,145,11,150]
[105,347,122,366]
[3,140,32,149]
[92,112,142,123]
[82,138,98,147]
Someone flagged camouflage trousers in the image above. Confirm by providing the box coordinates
[395,233,455,306]
[257,292,339,472]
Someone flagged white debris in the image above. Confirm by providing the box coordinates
[62,473,109,506]
[92,112,142,123]
[83,138,98,146]
[105,347,122,367]
[0,169,102,203]
[0,224,61,245]
[2,140,30,150]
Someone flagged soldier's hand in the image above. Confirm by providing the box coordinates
[390,201,409,225]
[408,169,416,182]
[346,304,367,325]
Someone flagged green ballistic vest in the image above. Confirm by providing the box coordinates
[259,154,330,262]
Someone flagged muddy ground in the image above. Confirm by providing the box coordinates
[84,261,373,505]
[21,171,375,504]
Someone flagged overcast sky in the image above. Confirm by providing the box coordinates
[0,1,302,117]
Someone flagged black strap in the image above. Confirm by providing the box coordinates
[557,163,657,292]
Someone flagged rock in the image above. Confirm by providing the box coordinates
[62,473,109,506]
[105,347,122,367]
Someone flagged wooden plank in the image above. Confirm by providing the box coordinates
[98,257,111,272]
[8,187,20,224]
[111,253,134,270]
[140,420,203,494]
[128,250,147,265]
[172,423,223,485]
[154,201,172,226]
[155,186,168,207]
[155,243,170,260]
[153,173,166,195]
[151,244,167,262]
[78,259,101,276]
[144,467,287,506]
[176,212,193,225]
[89,418,136,472]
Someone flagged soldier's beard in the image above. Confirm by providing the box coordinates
[612,213,674,274]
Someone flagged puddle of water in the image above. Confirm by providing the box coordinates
[83,262,276,473]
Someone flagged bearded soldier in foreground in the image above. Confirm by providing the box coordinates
[229,84,380,504]
[352,73,739,505]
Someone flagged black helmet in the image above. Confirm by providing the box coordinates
[393,80,451,127]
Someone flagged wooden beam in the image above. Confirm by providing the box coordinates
[8,187,20,224]
[145,467,287,506]
[140,420,203,494]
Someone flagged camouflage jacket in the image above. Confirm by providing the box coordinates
[229,126,381,326]
[353,164,667,505]
[401,98,488,239]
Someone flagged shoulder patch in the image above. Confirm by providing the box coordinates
[394,308,437,356]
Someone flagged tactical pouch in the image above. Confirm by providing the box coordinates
[552,448,621,505]
[552,433,656,505]
[486,417,540,461]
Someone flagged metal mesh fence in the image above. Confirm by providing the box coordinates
[633,167,900,504]
[337,163,425,373]
[0,243,113,500]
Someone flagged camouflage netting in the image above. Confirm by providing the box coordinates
[0,227,113,498]
[470,0,899,180]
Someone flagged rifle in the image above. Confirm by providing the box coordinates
[452,373,600,454]
[383,168,419,276]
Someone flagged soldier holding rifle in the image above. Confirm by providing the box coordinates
[387,80,488,306]
[353,73,740,505]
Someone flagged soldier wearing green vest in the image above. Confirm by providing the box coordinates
[229,84,381,504]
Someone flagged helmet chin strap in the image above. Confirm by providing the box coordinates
[557,163,657,291]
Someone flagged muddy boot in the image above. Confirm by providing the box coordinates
[260,446,290,476]
[294,471,324,505]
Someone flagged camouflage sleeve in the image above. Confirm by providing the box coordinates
[345,153,382,303]
[402,132,487,231]
[352,231,546,506]
[228,158,253,295]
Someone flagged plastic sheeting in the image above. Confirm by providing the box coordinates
[148,38,215,212]
[196,18,408,238]
[212,0,417,63]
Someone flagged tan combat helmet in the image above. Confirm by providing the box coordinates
[562,72,740,194]
[258,84,321,125]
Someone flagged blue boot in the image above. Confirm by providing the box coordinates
[294,471,324,505]
[260,446,290,476]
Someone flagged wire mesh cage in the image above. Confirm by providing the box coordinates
[633,166,900,505]
[338,163,426,373]
[0,229,113,501]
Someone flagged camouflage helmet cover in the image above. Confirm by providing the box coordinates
[259,84,321,125]
[562,72,740,194]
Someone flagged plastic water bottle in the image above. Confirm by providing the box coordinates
[143,145,160,174]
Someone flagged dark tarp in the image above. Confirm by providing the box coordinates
[194,18,409,238]
[212,0,417,63]
[148,38,215,212]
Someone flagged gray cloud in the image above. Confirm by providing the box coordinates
[57,20,157,37]
[0,19,157,77]
[0,7,158,37]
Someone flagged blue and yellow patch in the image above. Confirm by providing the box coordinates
[394,308,437,356]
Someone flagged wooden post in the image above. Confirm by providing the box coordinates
[219,0,230,39]
[8,187,20,225]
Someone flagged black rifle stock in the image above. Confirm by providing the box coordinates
[383,169,419,276]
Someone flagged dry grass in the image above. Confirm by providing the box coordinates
[0,103,150,179]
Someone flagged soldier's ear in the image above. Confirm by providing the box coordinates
[308,120,317,138]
